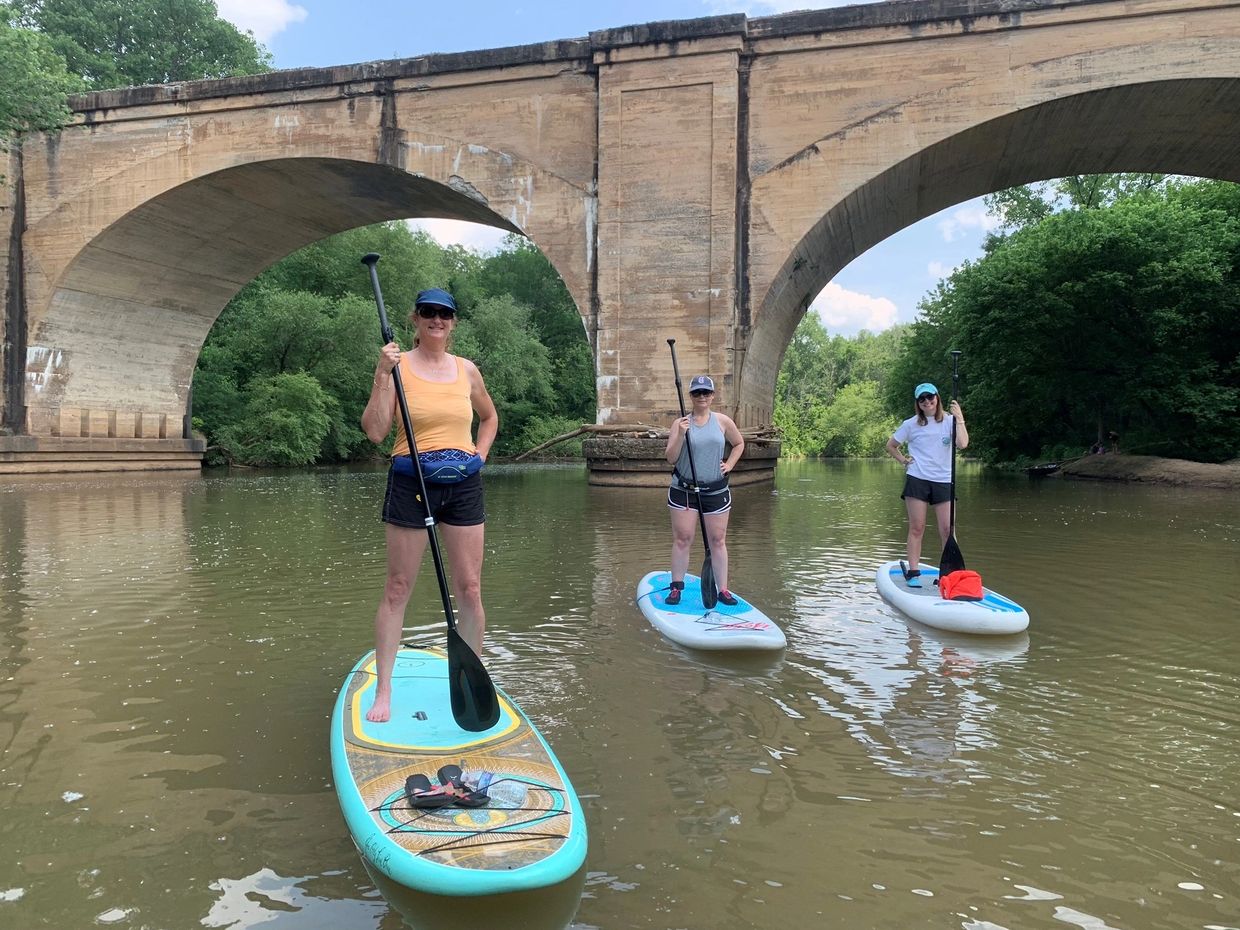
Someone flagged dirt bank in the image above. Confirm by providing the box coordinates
[1058,454,1240,490]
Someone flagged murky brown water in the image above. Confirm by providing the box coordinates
[1,461,1237,930]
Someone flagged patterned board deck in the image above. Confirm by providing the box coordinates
[331,648,586,895]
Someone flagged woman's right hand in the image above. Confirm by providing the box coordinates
[673,416,691,435]
[377,342,401,375]
[903,455,914,467]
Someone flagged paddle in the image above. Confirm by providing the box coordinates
[667,339,718,609]
[361,252,500,733]
[939,349,966,576]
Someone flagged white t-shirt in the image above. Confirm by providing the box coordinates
[892,414,958,483]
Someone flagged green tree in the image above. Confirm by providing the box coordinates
[898,182,1240,463]
[476,236,595,422]
[193,289,376,463]
[194,221,598,464]
[13,0,270,89]
[214,371,332,467]
[985,173,1166,233]
[0,4,79,155]
[774,312,907,456]
[817,381,899,458]
[451,294,556,455]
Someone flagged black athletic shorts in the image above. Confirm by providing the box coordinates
[901,474,954,505]
[383,468,485,527]
[667,485,732,514]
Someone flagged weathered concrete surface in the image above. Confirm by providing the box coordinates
[583,435,779,487]
[2,0,1239,475]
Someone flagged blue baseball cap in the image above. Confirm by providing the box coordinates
[914,382,938,398]
[689,375,715,393]
[415,288,457,312]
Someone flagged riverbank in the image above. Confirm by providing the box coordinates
[1058,453,1240,490]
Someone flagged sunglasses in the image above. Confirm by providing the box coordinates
[917,394,938,403]
[690,390,714,397]
[416,306,456,320]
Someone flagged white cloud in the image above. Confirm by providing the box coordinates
[216,0,308,43]
[937,205,1001,242]
[810,282,898,333]
[927,260,958,279]
[406,219,511,253]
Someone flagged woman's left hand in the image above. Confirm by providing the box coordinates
[949,400,964,421]
[720,460,732,476]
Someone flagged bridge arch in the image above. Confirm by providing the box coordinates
[740,70,1240,420]
[27,146,593,439]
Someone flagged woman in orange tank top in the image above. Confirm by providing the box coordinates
[360,287,499,724]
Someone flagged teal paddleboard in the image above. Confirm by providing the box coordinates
[330,647,587,896]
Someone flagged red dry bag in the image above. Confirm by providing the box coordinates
[940,569,983,601]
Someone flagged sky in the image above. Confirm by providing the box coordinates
[214,0,1001,336]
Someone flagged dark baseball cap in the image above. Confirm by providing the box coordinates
[415,288,457,312]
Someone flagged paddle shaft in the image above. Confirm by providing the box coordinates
[949,349,961,535]
[667,339,714,562]
[362,254,457,632]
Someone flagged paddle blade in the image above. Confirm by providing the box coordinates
[446,628,500,732]
[939,533,966,576]
[700,556,718,609]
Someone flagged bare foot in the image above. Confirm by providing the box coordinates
[366,690,391,723]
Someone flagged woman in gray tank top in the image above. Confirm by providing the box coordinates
[664,375,746,606]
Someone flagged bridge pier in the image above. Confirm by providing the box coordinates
[0,436,205,474]
[583,433,779,488]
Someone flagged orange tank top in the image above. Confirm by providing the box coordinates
[390,354,477,457]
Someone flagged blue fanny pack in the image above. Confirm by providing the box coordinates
[392,449,484,484]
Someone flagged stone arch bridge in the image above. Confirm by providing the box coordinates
[3,0,1239,479]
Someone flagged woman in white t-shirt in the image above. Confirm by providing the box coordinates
[884,382,969,587]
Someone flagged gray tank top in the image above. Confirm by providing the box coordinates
[672,413,726,490]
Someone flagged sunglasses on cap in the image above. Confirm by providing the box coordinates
[416,305,456,320]
[917,393,938,403]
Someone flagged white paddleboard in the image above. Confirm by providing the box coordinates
[636,571,787,651]
[875,561,1029,635]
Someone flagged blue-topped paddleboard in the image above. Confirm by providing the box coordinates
[635,571,787,650]
[330,647,587,896]
[875,560,1029,635]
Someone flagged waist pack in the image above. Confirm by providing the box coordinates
[392,449,484,485]
[940,569,984,601]
[672,469,729,494]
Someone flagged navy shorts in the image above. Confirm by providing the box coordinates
[901,475,954,505]
[668,485,732,514]
[383,469,485,527]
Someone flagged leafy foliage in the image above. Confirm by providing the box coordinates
[214,372,332,467]
[0,3,79,151]
[12,0,270,89]
[192,222,597,465]
[774,313,904,456]
[900,180,1240,463]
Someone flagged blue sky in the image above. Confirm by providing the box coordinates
[215,0,1000,336]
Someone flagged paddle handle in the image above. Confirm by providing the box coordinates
[362,253,458,632]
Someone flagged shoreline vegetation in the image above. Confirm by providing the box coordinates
[507,448,1240,491]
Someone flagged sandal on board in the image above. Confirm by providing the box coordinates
[665,580,685,606]
[437,765,490,808]
[404,773,455,809]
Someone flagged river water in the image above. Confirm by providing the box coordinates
[1,461,1237,930]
